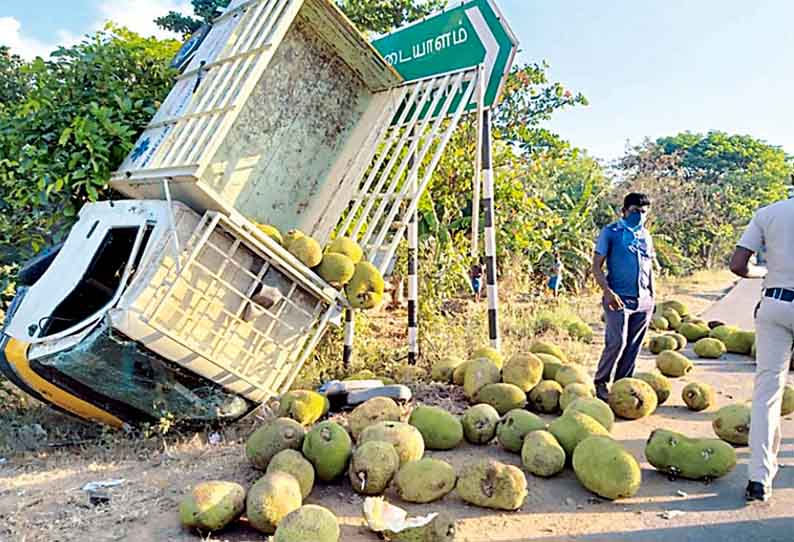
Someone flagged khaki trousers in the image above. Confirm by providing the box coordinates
[749,296,794,486]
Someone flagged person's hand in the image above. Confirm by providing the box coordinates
[605,290,625,311]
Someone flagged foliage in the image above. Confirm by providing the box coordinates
[155,0,230,36]
[0,47,29,110]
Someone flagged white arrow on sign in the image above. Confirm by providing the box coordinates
[465,6,499,97]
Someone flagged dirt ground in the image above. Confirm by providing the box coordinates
[1,272,793,542]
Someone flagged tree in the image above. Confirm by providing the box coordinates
[156,0,447,36]
[0,46,29,110]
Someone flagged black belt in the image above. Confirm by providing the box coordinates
[765,288,794,302]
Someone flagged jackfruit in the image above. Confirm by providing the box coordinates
[679,322,710,342]
[608,378,657,419]
[394,458,456,504]
[395,366,427,384]
[266,450,315,499]
[501,352,543,392]
[471,346,504,369]
[559,382,595,411]
[572,436,641,500]
[548,411,610,458]
[662,308,682,330]
[273,505,339,542]
[325,236,363,264]
[712,403,751,445]
[408,405,463,450]
[521,430,565,478]
[564,397,614,431]
[247,418,306,470]
[649,335,678,355]
[751,341,757,359]
[530,341,568,363]
[554,365,590,388]
[383,512,456,542]
[567,320,594,342]
[528,380,563,414]
[660,300,689,317]
[349,441,400,495]
[283,229,305,250]
[257,224,283,245]
[288,236,322,268]
[710,325,740,343]
[496,409,546,453]
[246,472,302,534]
[537,353,565,381]
[723,330,755,355]
[461,404,500,444]
[358,421,425,465]
[302,421,353,481]
[668,332,687,350]
[656,350,693,377]
[317,253,355,288]
[431,356,465,383]
[682,381,715,412]
[651,316,669,331]
[463,359,501,399]
[451,360,472,386]
[179,481,245,532]
[347,397,402,441]
[456,459,527,511]
[345,261,385,310]
[783,385,794,416]
[694,338,727,359]
[634,371,672,404]
[278,390,329,426]
[645,429,736,480]
[345,369,377,381]
[475,383,528,414]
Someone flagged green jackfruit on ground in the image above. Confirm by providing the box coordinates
[317,253,355,288]
[325,236,363,264]
[651,316,669,331]
[456,459,528,511]
[564,397,614,431]
[451,360,473,386]
[257,224,283,245]
[349,441,400,495]
[567,320,594,342]
[344,369,377,381]
[608,378,657,419]
[537,353,565,380]
[283,229,305,251]
[347,396,402,441]
[668,332,688,350]
[475,383,528,414]
[694,338,727,359]
[471,346,504,369]
[656,350,693,377]
[783,385,794,416]
[247,418,306,470]
[549,411,609,458]
[358,421,425,465]
[394,458,457,503]
[723,330,755,355]
[679,322,710,342]
[501,352,543,392]
[682,382,715,411]
[634,372,672,404]
[554,365,590,388]
[345,261,385,310]
[394,366,427,384]
[383,512,456,542]
[529,380,563,414]
[496,409,546,453]
[278,390,329,426]
[649,335,679,355]
[431,356,465,383]
[288,236,323,268]
[461,404,500,444]
[645,429,736,480]
[559,382,595,411]
[266,450,315,499]
[660,300,689,317]
[662,308,682,330]
[573,436,641,500]
[179,481,245,532]
[713,403,751,445]
[302,421,352,481]
[463,359,501,399]
[710,325,740,343]
[246,472,302,534]
[521,430,566,477]
[274,505,339,542]
[530,341,568,363]
[408,406,463,450]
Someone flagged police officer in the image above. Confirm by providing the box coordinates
[730,193,794,503]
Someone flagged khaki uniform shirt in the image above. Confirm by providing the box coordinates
[738,199,794,289]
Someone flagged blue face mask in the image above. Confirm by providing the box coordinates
[624,210,645,229]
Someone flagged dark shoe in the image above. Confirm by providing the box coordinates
[745,481,771,503]
[595,383,609,403]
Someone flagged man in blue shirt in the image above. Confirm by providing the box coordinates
[592,193,655,402]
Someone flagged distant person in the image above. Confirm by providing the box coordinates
[470,257,484,302]
[591,193,655,402]
[729,195,794,503]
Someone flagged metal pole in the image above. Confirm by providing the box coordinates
[471,64,485,257]
[481,108,500,351]
[343,308,354,368]
[407,129,419,365]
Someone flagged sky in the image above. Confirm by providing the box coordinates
[2,0,793,162]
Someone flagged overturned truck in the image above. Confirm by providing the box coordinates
[0,0,517,427]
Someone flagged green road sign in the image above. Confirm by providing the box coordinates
[372,0,518,109]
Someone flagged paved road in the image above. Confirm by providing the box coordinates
[701,278,764,330]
